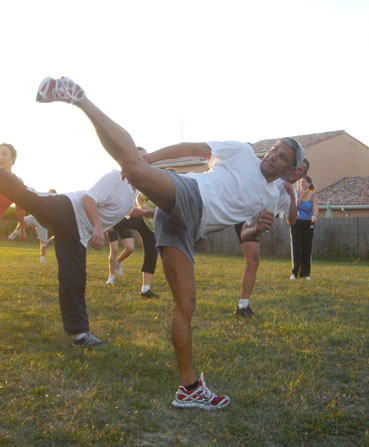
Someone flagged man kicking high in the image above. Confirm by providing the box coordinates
[36,76,305,410]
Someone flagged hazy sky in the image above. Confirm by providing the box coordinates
[1,0,368,192]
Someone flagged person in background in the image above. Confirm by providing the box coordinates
[290,175,318,280]
[0,143,26,241]
[8,189,57,263]
[234,159,309,317]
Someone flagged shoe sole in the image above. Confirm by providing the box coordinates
[171,400,230,410]
[72,343,104,348]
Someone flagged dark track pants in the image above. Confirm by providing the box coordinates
[113,217,157,274]
[0,168,89,334]
[290,219,314,278]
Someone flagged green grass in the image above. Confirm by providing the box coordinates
[0,240,368,447]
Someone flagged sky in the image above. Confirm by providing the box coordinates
[1,0,368,192]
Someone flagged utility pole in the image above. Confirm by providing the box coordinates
[178,119,185,142]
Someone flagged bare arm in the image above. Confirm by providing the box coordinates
[129,207,155,218]
[82,195,105,250]
[240,209,274,242]
[312,192,318,222]
[15,205,26,242]
[143,143,211,164]
[283,182,297,225]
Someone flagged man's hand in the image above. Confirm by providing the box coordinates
[255,209,274,232]
[241,209,274,241]
[90,226,105,250]
[283,181,295,198]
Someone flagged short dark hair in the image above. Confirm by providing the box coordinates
[1,143,17,162]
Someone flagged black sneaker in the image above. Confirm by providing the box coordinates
[235,305,254,318]
[72,332,104,347]
[141,289,160,299]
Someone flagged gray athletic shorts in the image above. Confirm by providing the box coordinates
[154,170,203,265]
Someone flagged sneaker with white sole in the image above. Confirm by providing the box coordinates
[36,77,85,104]
[106,275,115,285]
[8,228,21,240]
[290,274,296,280]
[72,332,104,347]
[115,260,123,276]
[172,372,230,410]
[305,276,312,280]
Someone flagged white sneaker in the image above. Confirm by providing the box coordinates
[36,77,85,104]
[305,276,312,280]
[40,258,47,264]
[290,274,296,280]
[172,372,230,410]
[8,228,20,240]
[115,260,123,276]
[106,275,115,285]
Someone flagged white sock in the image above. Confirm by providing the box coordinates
[141,285,150,293]
[40,256,46,263]
[109,274,115,280]
[238,299,249,309]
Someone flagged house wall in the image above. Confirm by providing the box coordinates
[306,133,369,192]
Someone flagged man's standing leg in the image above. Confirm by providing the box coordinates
[235,240,259,317]
[161,247,196,386]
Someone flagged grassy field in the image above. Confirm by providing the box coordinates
[0,240,368,447]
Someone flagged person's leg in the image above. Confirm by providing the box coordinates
[107,239,119,284]
[54,234,89,335]
[40,240,47,263]
[117,237,135,263]
[161,246,196,386]
[290,222,303,278]
[301,222,314,278]
[134,219,159,298]
[235,241,259,316]
[64,96,175,211]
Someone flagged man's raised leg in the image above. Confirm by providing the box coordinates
[36,77,175,212]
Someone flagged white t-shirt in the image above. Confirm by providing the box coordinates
[185,141,280,238]
[65,170,137,247]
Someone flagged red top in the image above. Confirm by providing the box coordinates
[0,193,13,219]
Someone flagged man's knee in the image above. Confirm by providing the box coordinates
[173,297,196,320]
[124,159,147,186]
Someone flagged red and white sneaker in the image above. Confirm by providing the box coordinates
[36,77,85,104]
[172,372,230,410]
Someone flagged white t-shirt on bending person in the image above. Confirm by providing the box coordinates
[65,170,137,247]
[185,141,280,239]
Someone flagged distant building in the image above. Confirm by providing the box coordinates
[316,176,369,217]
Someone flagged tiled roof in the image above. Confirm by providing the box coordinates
[153,130,347,166]
[251,130,345,155]
[153,156,207,168]
[316,176,369,206]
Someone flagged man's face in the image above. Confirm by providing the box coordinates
[260,140,296,180]
[0,145,14,170]
[285,161,308,184]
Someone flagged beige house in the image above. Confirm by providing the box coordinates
[153,130,369,217]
